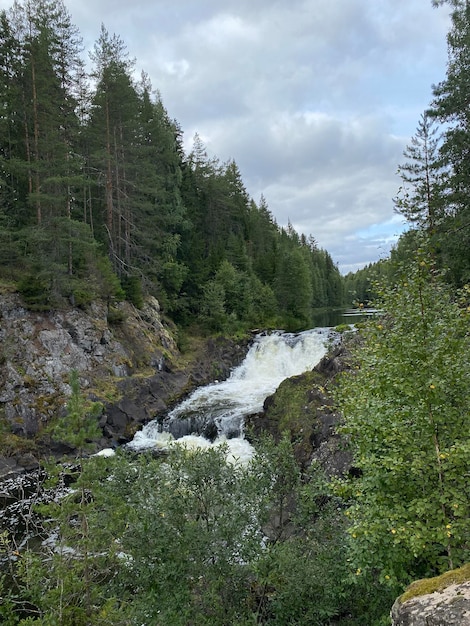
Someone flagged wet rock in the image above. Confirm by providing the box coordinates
[246,336,354,475]
[101,337,251,442]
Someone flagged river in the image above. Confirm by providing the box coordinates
[311,307,377,327]
[1,327,333,567]
[125,328,331,463]
[0,326,335,539]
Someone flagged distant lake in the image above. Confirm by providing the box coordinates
[311,307,380,328]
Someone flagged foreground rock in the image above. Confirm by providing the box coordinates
[0,292,249,474]
[391,564,470,625]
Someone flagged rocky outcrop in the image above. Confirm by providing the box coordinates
[246,337,355,474]
[0,293,174,427]
[102,334,250,443]
[0,292,250,473]
[391,564,470,625]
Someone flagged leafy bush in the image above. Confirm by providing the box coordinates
[1,435,395,624]
[335,256,470,586]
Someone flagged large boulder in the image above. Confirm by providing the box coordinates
[391,564,470,626]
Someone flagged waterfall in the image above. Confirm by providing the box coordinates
[126,329,329,462]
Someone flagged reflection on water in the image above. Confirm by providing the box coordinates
[311,307,379,328]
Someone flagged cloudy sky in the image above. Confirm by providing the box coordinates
[2,0,453,273]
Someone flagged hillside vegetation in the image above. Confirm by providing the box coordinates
[0,0,343,333]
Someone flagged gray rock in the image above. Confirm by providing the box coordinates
[16,453,39,471]
[0,292,250,455]
[0,457,23,479]
[391,568,470,626]
[0,293,178,449]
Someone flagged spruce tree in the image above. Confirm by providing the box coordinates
[430,0,470,284]
[395,112,445,233]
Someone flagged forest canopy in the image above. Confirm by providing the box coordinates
[0,0,344,331]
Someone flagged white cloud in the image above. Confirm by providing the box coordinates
[0,0,452,271]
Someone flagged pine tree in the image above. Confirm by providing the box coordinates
[274,246,313,328]
[131,77,188,307]
[0,0,107,306]
[87,24,139,275]
[6,0,83,226]
[395,112,445,233]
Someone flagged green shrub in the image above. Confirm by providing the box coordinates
[335,256,470,586]
[121,274,144,308]
[17,272,51,311]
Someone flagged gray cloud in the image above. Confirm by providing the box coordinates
[0,0,452,272]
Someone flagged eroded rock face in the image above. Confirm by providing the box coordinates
[0,293,177,445]
[0,293,251,470]
[245,338,355,474]
[391,581,470,625]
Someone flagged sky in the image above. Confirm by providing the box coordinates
[2,0,453,273]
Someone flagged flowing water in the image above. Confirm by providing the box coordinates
[126,328,330,463]
[1,328,332,576]
[1,329,330,531]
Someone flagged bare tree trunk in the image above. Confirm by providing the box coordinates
[113,125,122,271]
[31,55,41,225]
[105,94,114,263]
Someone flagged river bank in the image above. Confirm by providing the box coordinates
[0,291,252,478]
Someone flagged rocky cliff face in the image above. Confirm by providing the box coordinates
[0,292,249,475]
[391,564,470,625]
[0,294,174,434]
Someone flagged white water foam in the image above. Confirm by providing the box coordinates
[127,329,329,461]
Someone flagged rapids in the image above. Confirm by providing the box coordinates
[126,329,330,462]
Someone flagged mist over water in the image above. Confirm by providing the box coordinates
[127,329,330,462]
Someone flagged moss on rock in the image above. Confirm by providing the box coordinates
[398,563,470,604]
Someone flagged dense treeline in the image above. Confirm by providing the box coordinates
[343,232,424,305]
[0,0,343,331]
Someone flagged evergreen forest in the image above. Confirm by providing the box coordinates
[0,0,344,333]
